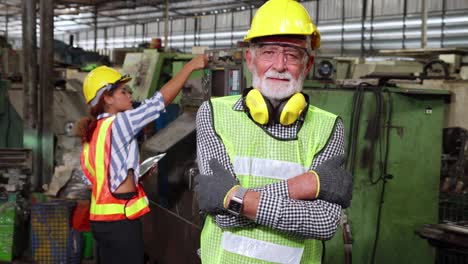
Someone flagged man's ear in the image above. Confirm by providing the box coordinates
[305,55,315,75]
[245,48,254,72]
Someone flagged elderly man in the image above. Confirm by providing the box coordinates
[195,0,353,263]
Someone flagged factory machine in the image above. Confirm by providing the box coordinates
[136,48,246,263]
[0,78,30,262]
[305,48,468,264]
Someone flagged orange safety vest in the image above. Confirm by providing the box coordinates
[80,116,150,221]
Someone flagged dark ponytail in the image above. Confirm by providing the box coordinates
[75,90,112,143]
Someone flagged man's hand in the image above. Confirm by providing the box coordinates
[194,159,239,214]
[312,155,353,208]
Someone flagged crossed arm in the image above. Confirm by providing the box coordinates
[196,102,345,240]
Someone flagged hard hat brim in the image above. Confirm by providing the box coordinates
[88,75,132,106]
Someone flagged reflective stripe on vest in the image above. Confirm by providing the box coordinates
[81,144,95,183]
[81,116,150,221]
[201,95,338,264]
[222,232,303,264]
[233,156,308,180]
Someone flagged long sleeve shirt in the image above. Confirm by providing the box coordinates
[196,98,345,240]
[82,92,165,192]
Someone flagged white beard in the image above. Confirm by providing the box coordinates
[252,67,306,100]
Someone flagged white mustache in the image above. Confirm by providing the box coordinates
[264,70,293,80]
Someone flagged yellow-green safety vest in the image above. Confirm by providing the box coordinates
[200,95,338,264]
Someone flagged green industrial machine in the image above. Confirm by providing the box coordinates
[302,85,449,264]
[0,79,22,148]
[123,50,206,264]
[122,49,199,101]
[0,199,16,261]
[139,48,250,263]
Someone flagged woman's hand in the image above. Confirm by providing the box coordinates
[186,54,209,71]
[159,54,208,106]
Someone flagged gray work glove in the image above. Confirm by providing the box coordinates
[313,155,353,208]
[194,159,239,214]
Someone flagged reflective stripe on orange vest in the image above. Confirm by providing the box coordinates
[80,116,150,221]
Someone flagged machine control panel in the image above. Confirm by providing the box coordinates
[204,48,245,97]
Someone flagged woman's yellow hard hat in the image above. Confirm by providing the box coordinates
[82,66,131,106]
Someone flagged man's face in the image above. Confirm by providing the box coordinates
[246,37,314,100]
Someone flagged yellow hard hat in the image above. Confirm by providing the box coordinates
[82,66,131,105]
[244,0,321,49]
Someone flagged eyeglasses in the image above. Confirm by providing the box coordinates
[254,44,307,66]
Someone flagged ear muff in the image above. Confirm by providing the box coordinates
[276,93,308,125]
[244,88,274,125]
[243,88,308,126]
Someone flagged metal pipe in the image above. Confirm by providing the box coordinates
[4,12,9,74]
[104,27,108,53]
[164,0,169,51]
[21,0,39,190]
[315,0,320,56]
[421,0,428,48]
[341,0,345,56]
[315,0,319,23]
[193,17,197,47]
[370,0,375,51]
[183,17,187,51]
[93,5,97,51]
[214,14,217,48]
[170,19,173,49]
[123,25,127,47]
[134,24,137,47]
[360,0,368,58]
[230,11,234,48]
[39,0,54,187]
[441,0,446,48]
[5,9,8,45]
[403,0,407,49]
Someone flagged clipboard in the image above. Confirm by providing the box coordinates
[139,153,166,178]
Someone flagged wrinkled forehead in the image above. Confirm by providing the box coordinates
[251,35,307,49]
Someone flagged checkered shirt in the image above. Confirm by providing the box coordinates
[196,98,345,240]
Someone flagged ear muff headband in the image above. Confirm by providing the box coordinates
[244,88,308,126]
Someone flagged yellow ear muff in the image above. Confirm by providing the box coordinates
[245,89,271,125]
[278,93,307,126]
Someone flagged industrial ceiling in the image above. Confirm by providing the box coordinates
[0,0,268,38]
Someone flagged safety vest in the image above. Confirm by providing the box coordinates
[201,95,338,264]
[80,116,150,221]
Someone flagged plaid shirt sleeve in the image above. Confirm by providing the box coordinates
[196,101,344,239]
